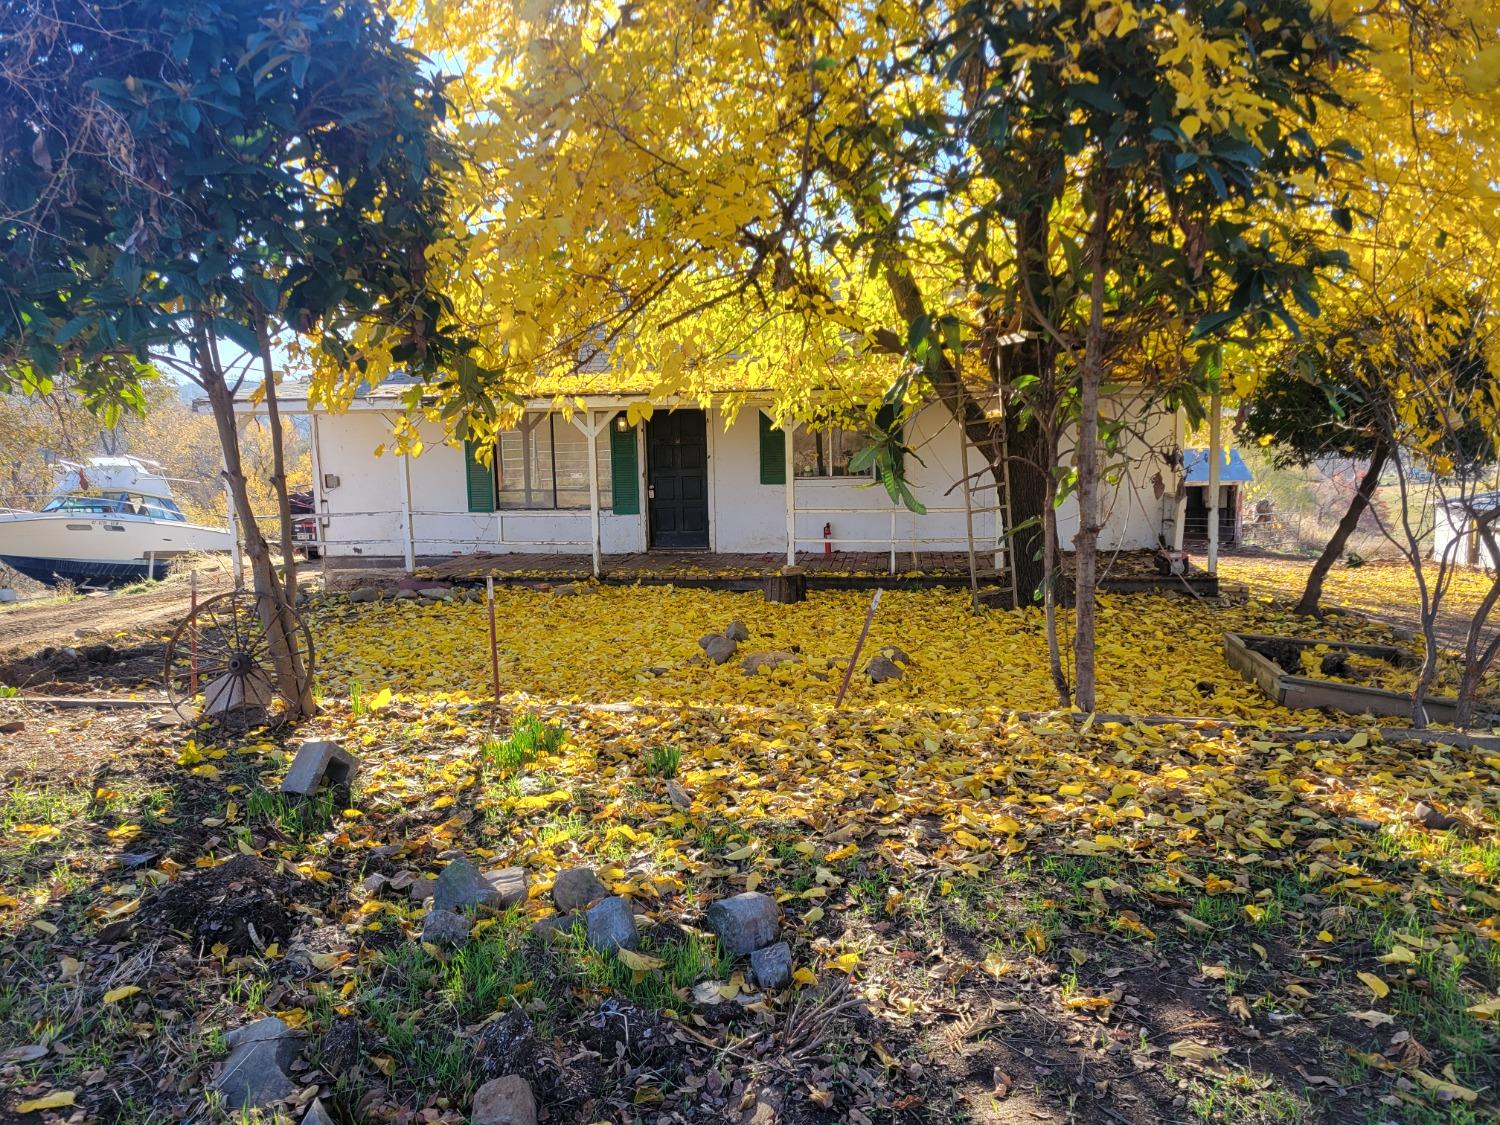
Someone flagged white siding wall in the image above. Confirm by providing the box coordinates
[310,397,1179,561]
[313,413,646,559]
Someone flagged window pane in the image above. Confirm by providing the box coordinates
[494,414,613,510]
[794,425,865,478]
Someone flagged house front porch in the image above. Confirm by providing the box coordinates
[317,547,1220,595]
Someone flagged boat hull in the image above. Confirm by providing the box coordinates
[0,512,233,587]
[0,554,168,585]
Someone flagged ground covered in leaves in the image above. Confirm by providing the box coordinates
[2,583,1498,1124]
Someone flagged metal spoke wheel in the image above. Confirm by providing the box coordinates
[164,590,315,731]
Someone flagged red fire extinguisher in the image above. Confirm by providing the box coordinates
[823,522,833,556]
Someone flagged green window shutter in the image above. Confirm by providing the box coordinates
[875,404,904,475]
[464,438,496,512]
[759,410,786,485]
[609,416,640,514]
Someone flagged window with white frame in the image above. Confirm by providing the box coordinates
[793,424,874,479]
[495,414,613,510]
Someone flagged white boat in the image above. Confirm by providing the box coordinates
[0,456,233,586]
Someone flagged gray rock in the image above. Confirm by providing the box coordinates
[666,779,692,811]
[1413,801,1459,831]
[725,619,750,642]
[431,857,497,912]
[707,892,780,957]
[484,866,529,908]
[699,633,737,665]
[394,588,420,600]
[530,912,580,942]
[303,1097,337,1125]
[585,895,640,952]
[409,876,437,903]
[421,587,455,600]
[431,859,528,913]
[750,941,792,989]
[553,867,609,913]
[347,587,381,603]
[281,739,360,797]
[740,650,795,676]
[422,908,472,946]
[211,1016,303,1110]
[866,655,904,683]
[879,644,912,665]
[472,1074,537,1125]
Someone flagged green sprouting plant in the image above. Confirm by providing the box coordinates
[349,680,366,718]
[0,684,19,698]
[481,714,565,772]
[644,744,681,779]
[244,787,335,839]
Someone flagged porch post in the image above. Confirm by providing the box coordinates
[223,473,243,587]
[586,412,603,579]
[399,450,415,573]
[1206,388,1223,575]
[309,412,328,582]
[1172,405,1188,551]
[784,420,797,567]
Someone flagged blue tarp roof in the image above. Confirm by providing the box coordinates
[1184,448,1253,485]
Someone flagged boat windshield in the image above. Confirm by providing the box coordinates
[42,494,188,522]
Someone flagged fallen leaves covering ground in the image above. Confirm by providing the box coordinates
[1219,554,1498,651]
[313,585,1473,719]
[2,583,1498,1124]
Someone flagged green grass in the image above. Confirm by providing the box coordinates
[644,744,681,779]
[243,787,337,840]
[481,714,566,773]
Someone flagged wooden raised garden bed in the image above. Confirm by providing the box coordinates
[1223,632,1496,726]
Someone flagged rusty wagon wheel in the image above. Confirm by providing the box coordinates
[163,590,315,731]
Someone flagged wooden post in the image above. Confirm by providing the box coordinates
[1172,405,1188,551]
[764,569,807,603]
[224,473,243,588]
[188,569,199,697]
[784,420,797,567]
[399,450,415,574]
[1207,388,1223,576]
[486,576,500,704]
[584,413,603,578]
[834,588,882,708]
[959,418,979,610]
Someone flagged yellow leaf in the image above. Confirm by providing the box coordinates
[617,948,666,972]
[1377,945,1415,965]
[103,985,141,1004]
[1465,997,1500,1020]
[1414,1071,1478,1102]
[832,951,860,974]
[32,919,58,936]
[792,967,818,986]
[368,686,393,710]
[1357,971,1390,999]
[17,1091,76,1113]
[1168,1040,1223,1061]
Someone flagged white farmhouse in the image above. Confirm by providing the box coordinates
[226,376,1217,582]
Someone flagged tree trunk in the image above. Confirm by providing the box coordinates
[1455,516,1500,728]
[1072,191,1112,713]
[198,324,315,721]
[1294,439,1390,616]
[1006,400,1050,605]
[1043,462,1069,705]
[254,309,298,599]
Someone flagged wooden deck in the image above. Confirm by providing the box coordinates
[321,549,1220,596]
[416,550,993,589]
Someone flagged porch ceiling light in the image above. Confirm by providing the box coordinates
[615,414,629,431]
